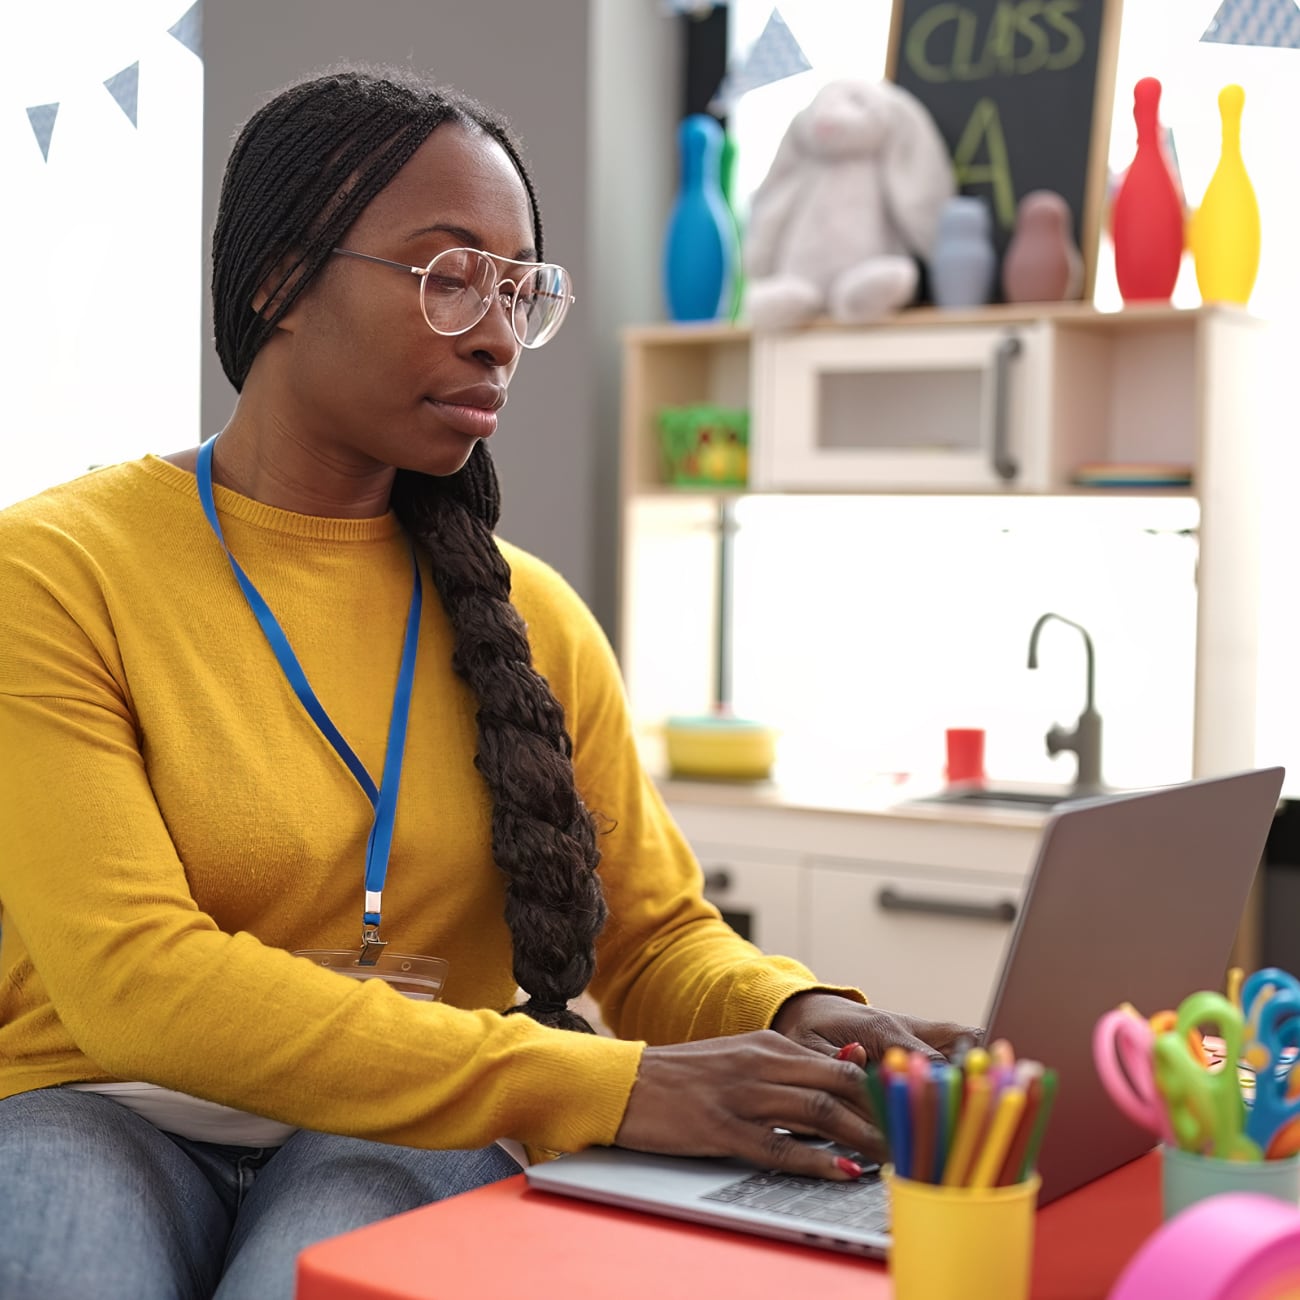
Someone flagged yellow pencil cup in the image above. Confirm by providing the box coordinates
[887,1170,1040,1300]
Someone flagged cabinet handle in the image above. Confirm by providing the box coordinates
[702,868,733,895]
[989,334,1022,482]
[876,886,1017,924]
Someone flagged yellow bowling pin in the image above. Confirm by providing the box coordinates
[1189,84,1260,306]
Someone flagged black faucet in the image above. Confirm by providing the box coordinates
[1027,612,1104,795]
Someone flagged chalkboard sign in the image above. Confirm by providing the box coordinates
[887,0,1124,297]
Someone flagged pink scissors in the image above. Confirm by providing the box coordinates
[1093,1007,1175,1145]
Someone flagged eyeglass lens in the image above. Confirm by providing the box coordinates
[418,248,571,348]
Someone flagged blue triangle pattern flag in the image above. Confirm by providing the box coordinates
[1202,0,1300,47]
[710,7,810,112]
[26,103,59,162]
[168,0,203,58]
[104,62,140,127]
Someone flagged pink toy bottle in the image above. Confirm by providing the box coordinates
[1001,191,1083,303]
[1112,77,1184,303]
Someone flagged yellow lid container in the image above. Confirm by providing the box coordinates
[663,715,776,781]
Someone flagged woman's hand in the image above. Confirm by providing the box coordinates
[614,1031,883,1180]
[772,991,982,1068]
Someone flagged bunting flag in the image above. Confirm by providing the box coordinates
[23,3,205,165]
[104,62,140,127]
[710,8,811,113]
[1202,0,1300,47]
[168,0,203,58]
[26,103,59,161]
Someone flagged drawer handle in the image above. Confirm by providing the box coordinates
[877,886,1017,924]
[703,868,733,894]
[990,334,1022,482]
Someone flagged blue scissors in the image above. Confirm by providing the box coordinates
[1241,971,1300,1157]
[1152,990,1261,1161]
[1242,967,1300,1032]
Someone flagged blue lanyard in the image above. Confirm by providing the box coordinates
[195,438,422,961]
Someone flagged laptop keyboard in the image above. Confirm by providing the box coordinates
[701,1166,889,1232]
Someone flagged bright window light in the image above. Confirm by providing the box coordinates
[1,0,202,509]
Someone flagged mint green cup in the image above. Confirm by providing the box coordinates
[1161,1145,1300,1221]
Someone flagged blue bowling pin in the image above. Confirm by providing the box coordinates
[663,114,737,322]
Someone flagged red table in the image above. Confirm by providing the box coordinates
[296,1150,1163,1299]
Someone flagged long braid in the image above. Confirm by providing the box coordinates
[392,457,607,1034]
[212,67,607,1033]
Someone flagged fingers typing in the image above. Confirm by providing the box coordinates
[614,1031,883,1179]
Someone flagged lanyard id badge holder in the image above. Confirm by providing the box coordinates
[293,947,449,1000]
[196,438,448,1001]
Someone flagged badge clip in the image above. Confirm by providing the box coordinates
[358,925,388,966]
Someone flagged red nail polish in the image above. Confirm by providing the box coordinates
[835,1043,858,1061]
[835,1156,864,1178]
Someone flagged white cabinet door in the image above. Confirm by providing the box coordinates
[690,845,804,962]
[807,862,1023,1028]
[750,324,1050,492]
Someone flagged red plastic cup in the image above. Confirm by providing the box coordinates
[945,728,986,784]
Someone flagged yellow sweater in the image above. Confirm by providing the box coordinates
[0,456,858,1153]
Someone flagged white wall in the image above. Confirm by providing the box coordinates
[2,0,203,507]
[589,0,683,640]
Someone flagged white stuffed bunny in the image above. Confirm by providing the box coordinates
[743,78,956,329]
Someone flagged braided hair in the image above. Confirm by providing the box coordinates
[211,67,607,1034]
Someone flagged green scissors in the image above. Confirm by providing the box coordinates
[1152,990,1262,1161]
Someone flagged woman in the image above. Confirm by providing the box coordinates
[0,67,970,1299]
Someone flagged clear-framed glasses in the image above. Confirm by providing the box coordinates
[331,245,574,349]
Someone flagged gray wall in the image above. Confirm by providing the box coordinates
[201,1,680,633]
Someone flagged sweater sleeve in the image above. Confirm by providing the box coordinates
[0,540,645,1153]
[504,550,869,1044]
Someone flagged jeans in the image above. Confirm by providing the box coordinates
[0,1087,520,1300]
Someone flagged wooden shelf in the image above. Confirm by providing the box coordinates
[616,305,1271,976]
[622,302,1259,347]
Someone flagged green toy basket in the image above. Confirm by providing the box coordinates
[656,404,749,488]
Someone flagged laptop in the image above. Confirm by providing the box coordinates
[525,767,1285,1257]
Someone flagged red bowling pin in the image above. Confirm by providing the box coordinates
[1112,77,1184,303]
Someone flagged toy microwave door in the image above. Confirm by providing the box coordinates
[748,324,1051,492]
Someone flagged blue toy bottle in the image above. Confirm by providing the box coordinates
[929,195,996,309]
[664,114,737,322]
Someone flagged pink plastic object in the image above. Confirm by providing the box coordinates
[1093,1009,1176,1145]
[1001,190,1083,303]
[1108,1192,1300,1299]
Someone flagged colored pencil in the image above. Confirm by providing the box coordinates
[910,1073,937,1184]
[944,1060,963,1163]
[942,1074,991,1187]
[883,1045,910,1078]
[990,1038,1016,1072]
[1017,1067,1059,1181]
[933,1064,955,1183]
[996,1066,1044,1186]
[969,1085,1027,1188]
[887,1072,913,1179]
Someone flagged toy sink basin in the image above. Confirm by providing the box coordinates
[911,783,1115,811]
[664,715,776,781]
